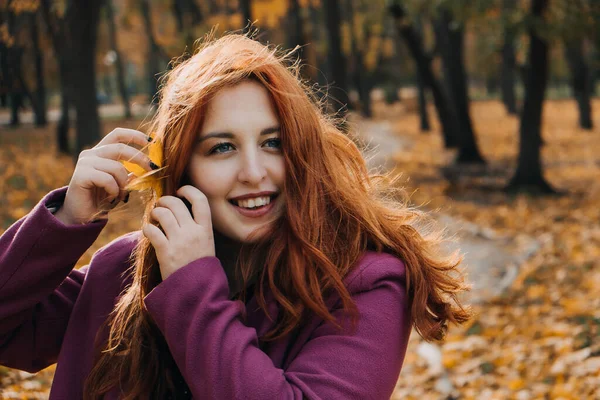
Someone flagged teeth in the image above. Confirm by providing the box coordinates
[235,196,271,209]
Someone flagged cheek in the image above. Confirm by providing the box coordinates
[188,160,232,200]
[269,157,286,183]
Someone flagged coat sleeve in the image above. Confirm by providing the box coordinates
[144,255,411,400]
[0,187,107,372]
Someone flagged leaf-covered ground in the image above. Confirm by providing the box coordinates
[0,100,599,398]
[387,100,600,399]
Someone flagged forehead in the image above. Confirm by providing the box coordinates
[200,80,279,134]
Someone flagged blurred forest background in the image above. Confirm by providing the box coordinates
[0,0,599,398]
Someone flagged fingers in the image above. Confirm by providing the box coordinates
[87,169,121,205]
[90,158,130,191]
[77,156,131,203]
[98,127,152,149]
[150,206,180,239]
[88,143,156,172]
[156,196,194,226]
[176,186,212,227]
[142,223,168,249]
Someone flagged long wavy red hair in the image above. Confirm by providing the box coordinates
[84,32,471,398]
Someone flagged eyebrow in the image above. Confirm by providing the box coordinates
[197,126,280,143]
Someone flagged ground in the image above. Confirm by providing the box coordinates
[0,99,599,399]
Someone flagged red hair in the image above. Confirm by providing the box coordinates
[84,32,470,398]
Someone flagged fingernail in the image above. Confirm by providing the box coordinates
[147,135,153,142]
[150,161,159,170]
[124,192,131,204]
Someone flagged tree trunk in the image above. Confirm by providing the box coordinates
[389,2,458,148]
[68,8,103,156]
[501,0,517,115]
[288,0,310,79]
[501,32,518,115]
[345,0,358,111]
[306,5,325,86]
[172,0,203,55]
[416,70,430,132]
[0,41,7,108]
[507,0,554,193]
[346,0,370,116]
[323,0,349,117]
[57,64,71,155]
[40,0,71,153]
[6,8,22,127]
[9,92,22,126]
[30,11,47,126]
[414,17,430,132]
[106,0,132,119]
[40,0,103,157]
[565,40,593,130]
[140,0,162,105]
[435,9,484,164]
[240,0,252,31]
[357,51,372,118]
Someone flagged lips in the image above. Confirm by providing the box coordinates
[228,193,279,207]
[229,191,278,202]
[229,194,279,218]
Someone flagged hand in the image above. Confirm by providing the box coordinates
[56,128,156,225]
[142,185,216,281]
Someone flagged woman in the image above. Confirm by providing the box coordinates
[0,34,470,399]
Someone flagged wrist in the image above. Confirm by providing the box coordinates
[52,207,80,225]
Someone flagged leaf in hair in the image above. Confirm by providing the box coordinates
[122,138,164,197]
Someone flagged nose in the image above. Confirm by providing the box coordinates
[238,150,267,185]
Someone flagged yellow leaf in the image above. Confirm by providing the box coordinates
[122,139,164,197]
[122,139,163,177]
[526,284,546,299]
[508,379,525,390]
[560,298,588,315]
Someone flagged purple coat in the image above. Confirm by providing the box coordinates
[0,187,411,399]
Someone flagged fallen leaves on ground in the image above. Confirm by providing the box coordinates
[382,99,600,400]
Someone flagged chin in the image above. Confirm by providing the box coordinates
[239,227,270,243]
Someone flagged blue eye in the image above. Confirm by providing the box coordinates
[264,138,282,149]
[209,143,235,154]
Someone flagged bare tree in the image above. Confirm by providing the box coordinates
[501,0,518,115]
[41,0,105,158]
[140,0,165,105]
[564,39,593,130]
[324,0,349,117]
[240,0,252,31]
[27,10,48,126]
[507,0,554,193]
[433,8,484,164]
[172,0,203,54]
[389,1,459,148]
[105,0,132,119]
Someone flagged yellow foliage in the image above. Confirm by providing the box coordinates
[526,284,546,299]
[508,379,525,390]
[122,139,164,198]
[560,298,589,316]
[253,0,288,28]
[388,99,600,398]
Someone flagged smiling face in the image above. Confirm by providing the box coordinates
[187,80,286,243]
